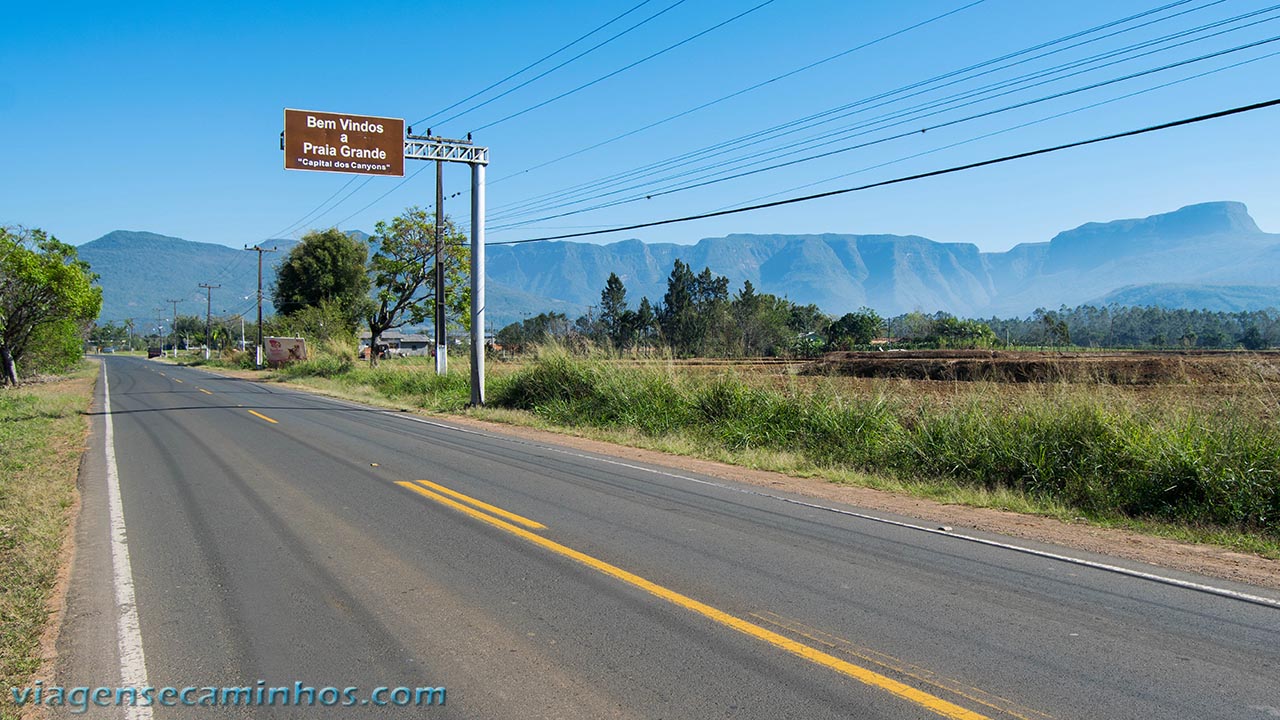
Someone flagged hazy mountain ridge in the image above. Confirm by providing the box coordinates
[78,231,297,326]
[78,202,1280,327]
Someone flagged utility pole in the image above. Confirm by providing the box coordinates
[198,283,220,360]
[434,142,447,376]
[244,245,277,368]
[165,299,183,358]
[400,130,487,404]
[154,308,166,353]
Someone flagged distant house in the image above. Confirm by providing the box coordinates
[358,330,496,356]
[358,330,433,356]
[359,330,403,349]
[398,334,432,355]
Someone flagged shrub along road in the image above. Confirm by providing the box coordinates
[52,355,1280,719]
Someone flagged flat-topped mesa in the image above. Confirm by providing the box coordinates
[1052,201,1262,245]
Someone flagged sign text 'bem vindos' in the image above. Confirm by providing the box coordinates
[283,109,405,177]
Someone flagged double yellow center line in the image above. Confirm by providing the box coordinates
[397,478,990,720]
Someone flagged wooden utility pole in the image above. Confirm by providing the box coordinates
[165,298,183,357]
[198,283,220,360]
[244,246,277,368]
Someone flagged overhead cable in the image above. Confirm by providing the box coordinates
[420,0,689,129]
[467,0,781,134]
[488,0,988,182]
[411,0,660,128]
[489,97,1280,245]
[486,0,1212,201]
[490,23,1280,228]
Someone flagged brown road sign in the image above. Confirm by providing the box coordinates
[283,109,405,176]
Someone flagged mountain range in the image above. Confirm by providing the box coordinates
[77,201,1280,329]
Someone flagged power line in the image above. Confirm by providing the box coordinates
[468,0,781,134]
[485,0,988,182]
[323,0,1198,234]
[416,0,683,129]
[269,176,358,240]
[489,97,1280,245]
[489,18,1280,228]
[333,164,433,228]
[490,0,1240,223]
[710,47,1280,213]
[306,177,376,226]
[485,0,1213,204]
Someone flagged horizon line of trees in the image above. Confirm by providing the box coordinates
[493,263,1278,357]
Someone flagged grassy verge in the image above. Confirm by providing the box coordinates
[0,362,97,717]
[252,347,1280,558]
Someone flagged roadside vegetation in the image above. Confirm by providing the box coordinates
[0,363,96,716]
[1,226,102,385]
[256,340,1280,558]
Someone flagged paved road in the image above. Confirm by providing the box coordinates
[51,356,1280,718]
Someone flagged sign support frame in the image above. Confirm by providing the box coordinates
[404,132,489,406]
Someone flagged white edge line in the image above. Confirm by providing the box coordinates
[103,365,155,719]
[382,411,1280,611]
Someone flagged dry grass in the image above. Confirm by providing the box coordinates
[236,348,1280,557]
[0,363,96,720]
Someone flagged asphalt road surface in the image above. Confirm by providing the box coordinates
[49,356,1280,719]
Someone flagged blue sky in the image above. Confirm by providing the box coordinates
[3,0,1278,252]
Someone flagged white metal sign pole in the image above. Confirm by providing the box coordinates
[470,162,486,406]
[401,133,488,404]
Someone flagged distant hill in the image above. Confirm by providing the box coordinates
[78,231,299,327]
[79,202,1280,327]
[1093,284,1280,313]
[486,201,1280,321]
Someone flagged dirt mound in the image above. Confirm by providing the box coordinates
[805,350,1280,385]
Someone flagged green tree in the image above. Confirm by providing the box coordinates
[931,315,998,348]
[599,272,629,348]
[1239,326,1267,350]
[787,303,829,335]
[496,312,570,352]
[693,267,731,355]
[732,281,792,356]
[172,314,203,349]
[90,321,128,348]
[273,228,371,332]
[0,226,102,384]
[366,207,468,364]
[658,261,732,356]
[658,260,698,354]
[826,308,882,349]
[633,297,658,346]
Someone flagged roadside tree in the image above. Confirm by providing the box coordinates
[0,226,102,384]
[366,207,468,364]
[825,308,882,349]
[273,228,371,334]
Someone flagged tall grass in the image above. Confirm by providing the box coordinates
[1,363,96,718]
[277,338,473,410]
[494,349,1279,536]
[251,343,1278,540]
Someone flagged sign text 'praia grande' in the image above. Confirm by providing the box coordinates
[283,109,405,176]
